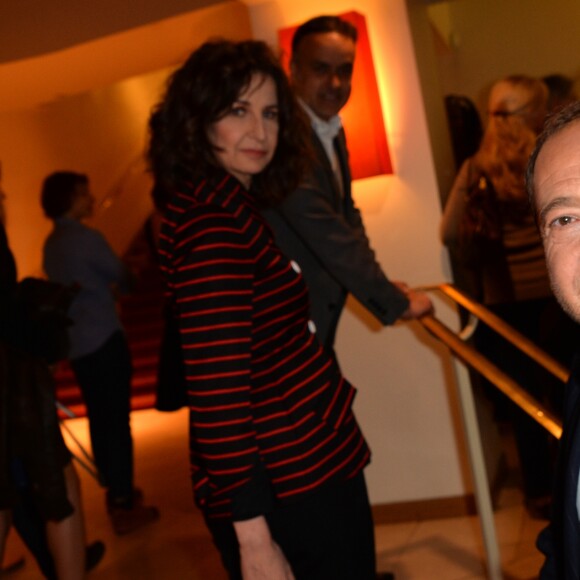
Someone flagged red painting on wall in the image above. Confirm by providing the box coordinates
[278,11,393,180]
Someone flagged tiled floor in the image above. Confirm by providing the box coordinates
[2,408,546,579]
[374,489,544,579]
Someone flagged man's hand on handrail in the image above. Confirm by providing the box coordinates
[392,281,434,320]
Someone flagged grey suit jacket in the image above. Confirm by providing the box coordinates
[262,129,409,350]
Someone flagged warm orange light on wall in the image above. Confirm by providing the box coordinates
[278,11,393,180]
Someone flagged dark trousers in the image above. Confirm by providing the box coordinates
[71,330,133,500]
[206,472,376,580]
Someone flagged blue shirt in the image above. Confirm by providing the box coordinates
[43,217,129,359]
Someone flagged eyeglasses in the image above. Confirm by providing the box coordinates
[489,101,534,118]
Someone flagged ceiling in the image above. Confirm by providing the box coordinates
[1,0,227,63]
[0,0,249,112]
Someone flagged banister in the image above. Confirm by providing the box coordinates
[431,283,569,383]
[420,313,563,439]
[416,283,569,580]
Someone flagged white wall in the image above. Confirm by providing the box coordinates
[246,0,465,505]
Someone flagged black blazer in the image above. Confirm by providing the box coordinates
[538,353,580,579]
[262,129,408,349]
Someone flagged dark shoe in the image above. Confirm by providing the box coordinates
[86,540,105,571]
[109,504,160,535]
[106,488,144,513]
[377,573,395,580]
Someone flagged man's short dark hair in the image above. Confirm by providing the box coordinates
[526,100,580,214]
[41,171,88,219]
[291,15,358,57]
[543,73,575,110]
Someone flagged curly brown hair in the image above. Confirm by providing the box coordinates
[147,39,312,209]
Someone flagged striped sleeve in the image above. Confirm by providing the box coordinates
[171,203,273,518]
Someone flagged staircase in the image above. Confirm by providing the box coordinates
[54,223,165,419]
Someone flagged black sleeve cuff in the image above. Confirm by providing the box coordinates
[230,462,275,521]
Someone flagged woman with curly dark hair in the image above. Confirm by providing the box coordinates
[149,39,311,209]
[148,39,378,580]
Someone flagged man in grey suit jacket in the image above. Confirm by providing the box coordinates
[264,15,432,351]
[526,100,580,578]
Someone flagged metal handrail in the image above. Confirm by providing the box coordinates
[421,284,566,438]
[420,315,563,439]
[434,283,569,383]
[417,283,569,580]
[57,401,101,483]
[419,284,566,439]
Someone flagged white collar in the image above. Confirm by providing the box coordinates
[299,100,342,142]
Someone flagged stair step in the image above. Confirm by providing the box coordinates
[54,353,160,381]
[125,318,163,343]
[58,392,159,420]
[57,371,159,393]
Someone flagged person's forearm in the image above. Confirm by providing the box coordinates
[233,516,295,580]
[233,515,272,548]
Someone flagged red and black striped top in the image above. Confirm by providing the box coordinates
[158,171,370,520]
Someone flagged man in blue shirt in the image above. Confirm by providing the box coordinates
[42,171,158,535]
